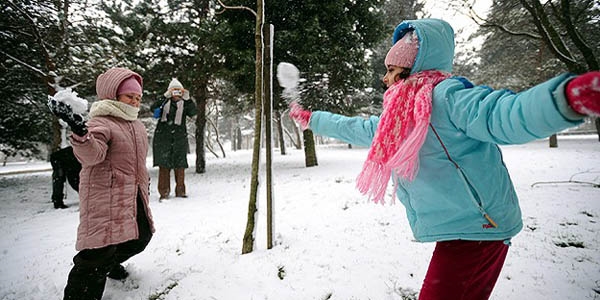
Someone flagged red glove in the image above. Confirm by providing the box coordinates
[289,101,311,130]
[566,71,600,116]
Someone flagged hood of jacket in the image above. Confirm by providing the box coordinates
[391,18,455,74]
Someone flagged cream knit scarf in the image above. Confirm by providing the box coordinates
[89,100,139,120]
[161,99,184,125]
[356,70,451,205]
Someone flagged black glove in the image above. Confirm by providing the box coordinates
[47,99,88,136]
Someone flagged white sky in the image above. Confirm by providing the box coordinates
[421,0,492,52]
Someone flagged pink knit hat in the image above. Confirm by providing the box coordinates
[96,68,143,100]
[384,31,419,68]
[117,76,143,96]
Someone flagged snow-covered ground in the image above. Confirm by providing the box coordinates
[0,136,599,300]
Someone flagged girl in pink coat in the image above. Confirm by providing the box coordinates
[49,67,155,300]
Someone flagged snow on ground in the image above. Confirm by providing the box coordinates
[0,136,599,300]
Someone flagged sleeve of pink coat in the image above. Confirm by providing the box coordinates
[70,118,112,167]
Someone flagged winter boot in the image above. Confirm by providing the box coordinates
[53,201,69,209]
[107,264,129,280]
[174,168,187,197]
[158,167,171,199]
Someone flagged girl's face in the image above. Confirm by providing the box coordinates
[117,93,142,108]
[382,65,410,88]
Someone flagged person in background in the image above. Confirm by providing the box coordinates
[48,67,155,300]
[288,18,600,300]
[150,78,197,200]
[50,146,81,209]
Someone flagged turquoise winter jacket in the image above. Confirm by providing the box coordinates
[308,19,584,243]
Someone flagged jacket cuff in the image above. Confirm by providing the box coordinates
[553,76,587,121]
[69,132,90,143]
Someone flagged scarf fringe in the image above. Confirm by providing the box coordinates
[356,160,392,205]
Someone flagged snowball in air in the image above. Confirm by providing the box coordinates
[277,62,300,89]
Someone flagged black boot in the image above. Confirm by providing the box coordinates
[54,201,69,209]
[63,264,108,300]
[107,264,129,280]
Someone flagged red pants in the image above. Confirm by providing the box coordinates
[419,240,509,300]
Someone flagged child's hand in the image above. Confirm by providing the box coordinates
[566,71,600,116]
[47,99,88,136]
[289,101,311,130]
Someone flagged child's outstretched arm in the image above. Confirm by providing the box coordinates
[288,101,379,147]
[440,74,588,145]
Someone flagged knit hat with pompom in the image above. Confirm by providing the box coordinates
[96,68,143,100]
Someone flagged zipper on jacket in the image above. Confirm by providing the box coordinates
[455,167,498,228]
[429,124,498,228]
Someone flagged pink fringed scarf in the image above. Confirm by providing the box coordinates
[356,70,451,204]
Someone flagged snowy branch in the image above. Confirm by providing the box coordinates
[0,50,47,78]
[531,180,599,188]
[531,170,600,188]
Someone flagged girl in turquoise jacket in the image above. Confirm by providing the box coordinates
[289,18,600,300]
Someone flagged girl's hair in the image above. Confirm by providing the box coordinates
[395,68,412,82]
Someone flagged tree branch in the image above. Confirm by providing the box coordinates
[0,50,47,78]
[519,0,581,71]
[556,0,598,71]
[215,0,256,17]
[468,7,542,39]
[531,180,600,188]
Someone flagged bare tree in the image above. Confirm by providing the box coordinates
[464,0,600,145]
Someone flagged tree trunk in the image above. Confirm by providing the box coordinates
[263,24,274,249]
[242,0,264,255]
[303,129,318,167]
[195,78,208,173]
[292,123,302,149]
[595,117,600,142]
[236,127,243,150]
[549,133,558,148]
[230,120,236,151]
[275,110,286,155]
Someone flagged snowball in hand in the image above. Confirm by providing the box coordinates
[50,88,88,115]
[277,62,300,89]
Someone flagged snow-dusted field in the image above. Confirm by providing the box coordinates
[0,136,599,300]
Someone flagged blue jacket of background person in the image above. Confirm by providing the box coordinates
[308,18,584,243]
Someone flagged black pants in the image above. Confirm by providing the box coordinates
[63,194,152,300]
[50,147,81,204]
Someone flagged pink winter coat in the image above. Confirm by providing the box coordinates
[71,115,155,251]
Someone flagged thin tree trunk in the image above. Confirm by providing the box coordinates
[292,122,302,149]
[230,119,236,151]
[595,117,600,142]
[195,78,208,173]
[275,110,286,155]
[283,127,299,149]
[263,24,274,249]
[242,0,264,254]
[236,127,243,150]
